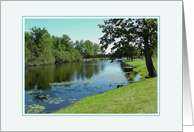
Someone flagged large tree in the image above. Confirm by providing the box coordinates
[84,40,94,55]
[74,40,85,56]
[93,43,100,55]
[30,26,53,57]
[98,18,157,77]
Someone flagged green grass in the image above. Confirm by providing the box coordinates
[53,59,158,114]
[123,58,158,80]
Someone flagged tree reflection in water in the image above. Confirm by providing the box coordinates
[25,61,105,90]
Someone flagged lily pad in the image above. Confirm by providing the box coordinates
[25,104,46,114]
[46,97,65,104]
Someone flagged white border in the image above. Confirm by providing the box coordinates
[1,1,182,131]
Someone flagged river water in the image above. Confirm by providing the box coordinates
[25,59,141,114]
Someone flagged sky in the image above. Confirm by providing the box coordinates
[25,18,112,53]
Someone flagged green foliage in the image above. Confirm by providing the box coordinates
[74,40,101,56]
[52,49,83,64]
[110,44,137,62]
[84,40,94,55]
[74,40,85,56]
[25,26,100,66]
[53,50,70,63]
[93,43,99,55]
[98,18,157,57]
[70,49,83,62]
[98,18,158,77]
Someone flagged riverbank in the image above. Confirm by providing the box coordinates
[84,57,109,61]
[25,60,81,67]
[53,59,158,114]
[25,57,110,67]
[123,58,158,80]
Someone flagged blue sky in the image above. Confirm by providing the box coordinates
[25,18,112,52]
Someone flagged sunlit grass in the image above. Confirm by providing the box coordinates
[123,58,158,80]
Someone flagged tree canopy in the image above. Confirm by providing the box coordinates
[25,26,102,66]
[98,18,158,77]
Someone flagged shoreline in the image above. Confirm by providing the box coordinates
[25,57,110,68]
[52,59,158,114]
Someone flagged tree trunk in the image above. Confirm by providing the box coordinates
[144,36,157,77]
[131,57,133,61]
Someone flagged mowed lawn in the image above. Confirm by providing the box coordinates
[53,59,158,114]
[123,58,158,80]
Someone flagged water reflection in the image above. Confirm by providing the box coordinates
[25,61,105,90]
[119,60,142,82]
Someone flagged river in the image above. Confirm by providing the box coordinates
[25,59,141,114]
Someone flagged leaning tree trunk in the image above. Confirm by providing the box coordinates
[144,36,157,77]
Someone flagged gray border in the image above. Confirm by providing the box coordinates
[182,0,194,132]
[0,0,190,132]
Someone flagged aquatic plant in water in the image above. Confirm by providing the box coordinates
[68,98,76,103]
[50,80,94,86]
[46,97,65,104]
[27,90,44,95]
[25,104,45,114]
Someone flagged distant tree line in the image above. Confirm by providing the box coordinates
[25,26,104,66]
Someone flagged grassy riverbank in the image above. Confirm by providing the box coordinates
[53,59,158,114]
[123,58,158,80]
